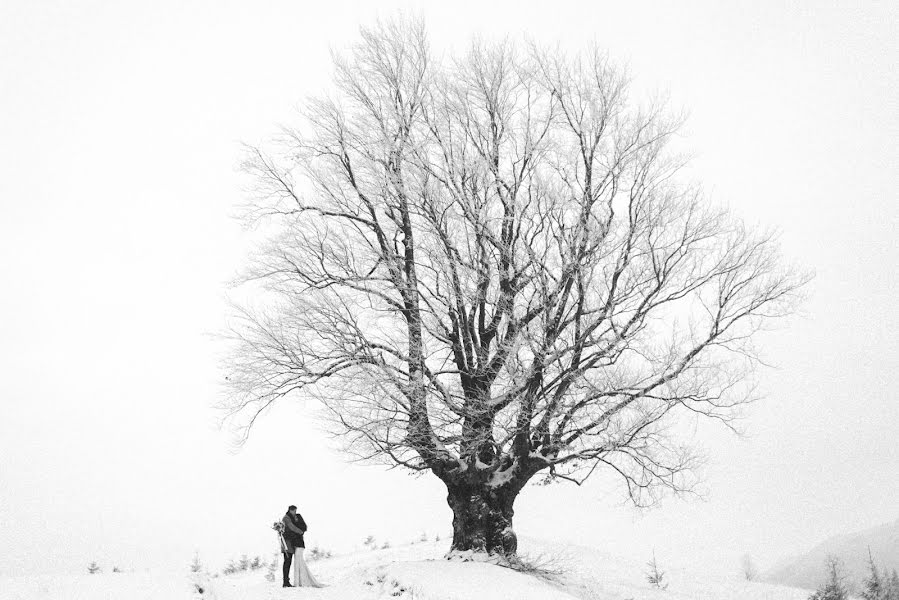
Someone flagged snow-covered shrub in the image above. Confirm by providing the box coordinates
[265,554,279,582]
[808,556,849,600]
[308,546,333,561]
[221,559,239,575]
[220,554,262,575]
[87,561,101,574]
[190,552,203,573]
[646,551,668,590]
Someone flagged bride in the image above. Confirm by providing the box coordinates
[285,506,325,588]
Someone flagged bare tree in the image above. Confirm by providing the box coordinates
[222,19,808,558]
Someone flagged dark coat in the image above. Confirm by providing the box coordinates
[280,512,307,553]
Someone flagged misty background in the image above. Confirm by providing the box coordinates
[1,0,896,579]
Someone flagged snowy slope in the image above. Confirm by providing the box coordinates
[2,538,813,600]
[1,572,196,600]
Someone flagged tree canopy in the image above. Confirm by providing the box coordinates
[222,19,808,517]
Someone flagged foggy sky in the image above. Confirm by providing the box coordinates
[1,0,896,578]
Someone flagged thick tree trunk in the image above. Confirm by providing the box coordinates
[446,484,519,556]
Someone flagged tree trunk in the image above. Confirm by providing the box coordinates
[446,484,519,556]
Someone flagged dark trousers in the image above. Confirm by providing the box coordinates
[282,552,293,584]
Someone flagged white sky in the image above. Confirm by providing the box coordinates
[1,0,896,578]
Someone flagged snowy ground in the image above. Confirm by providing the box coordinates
[1,538,814,600]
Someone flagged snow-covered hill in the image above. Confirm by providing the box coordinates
[2,538,812,600]
[765,519,899,592]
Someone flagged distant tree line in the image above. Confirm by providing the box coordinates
[808,553,899,600]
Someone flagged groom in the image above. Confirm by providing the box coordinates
[280,505,307,587]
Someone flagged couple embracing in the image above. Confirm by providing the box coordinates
[279,505,325,588]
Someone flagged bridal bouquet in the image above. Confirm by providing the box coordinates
[273,520,288,552]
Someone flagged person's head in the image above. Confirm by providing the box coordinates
[288,505,297,515]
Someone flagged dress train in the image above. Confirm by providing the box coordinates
[293,548,325,588]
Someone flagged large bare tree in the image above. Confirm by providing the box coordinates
[223,20,808,558]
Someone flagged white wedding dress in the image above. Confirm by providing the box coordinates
[293,547,325,588]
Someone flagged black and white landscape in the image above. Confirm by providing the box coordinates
[1,2,896,600]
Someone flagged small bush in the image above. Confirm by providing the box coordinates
[646,551,668,590]
[238,555,250,571]
[308,546,333,561]
[87,562,101,574]
[220,554,266,576]
[265,554,278,582]
[221,559,239,575]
